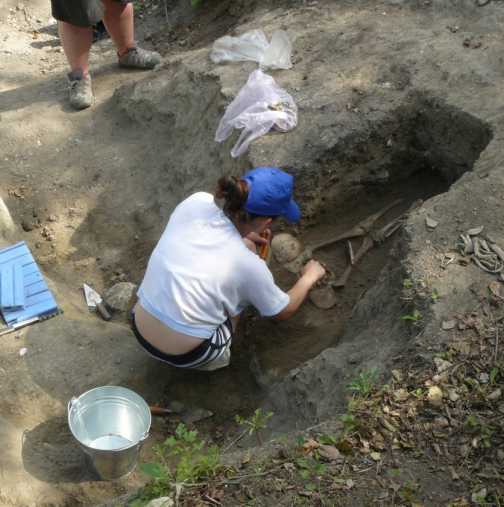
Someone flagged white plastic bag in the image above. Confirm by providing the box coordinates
[210,30,292,70]
[215,70,298,158]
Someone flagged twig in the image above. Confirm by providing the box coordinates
[203,494,221,506]
[185,463,287,489]
[222,429,248,453]
[495,325,499,364]
[163,0,169,23]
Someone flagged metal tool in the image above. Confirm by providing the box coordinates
[83,283,112,321]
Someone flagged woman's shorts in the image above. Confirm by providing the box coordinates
[132,315,233,371]
[51,0,133,28]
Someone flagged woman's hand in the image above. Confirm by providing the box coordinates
[243,229,271,254]
[301,259,326,286]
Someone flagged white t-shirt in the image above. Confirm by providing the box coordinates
[138,192,290,339]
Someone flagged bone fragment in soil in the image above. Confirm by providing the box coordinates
[309,285,338,309]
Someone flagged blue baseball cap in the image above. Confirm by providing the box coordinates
[242,167,301,223]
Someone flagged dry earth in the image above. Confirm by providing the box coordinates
[1,0,504,505]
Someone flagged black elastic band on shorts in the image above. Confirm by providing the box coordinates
[131,314,232,367]
[131,315,212,366]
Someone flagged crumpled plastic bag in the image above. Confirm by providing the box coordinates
[210,29,292,70]
[215,69,298,158]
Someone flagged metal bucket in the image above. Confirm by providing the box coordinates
[68,386,151,480]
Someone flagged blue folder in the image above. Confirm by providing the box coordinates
[0,241,60,328]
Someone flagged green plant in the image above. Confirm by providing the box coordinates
[401,309,422,322]
[490,366,500,384]
[340,413,359,435]
[235,408,273,445]
[317,434,337,446]
[403,278,413,289]
[347,368,380,398]
[295,456,326,480]
[464,415,494,448]
[137,423,221,504]
[398,479,420,504]
[431,289,440,302]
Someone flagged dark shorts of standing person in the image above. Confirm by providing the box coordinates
[50,0,133,28]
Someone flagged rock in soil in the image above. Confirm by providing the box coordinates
[103,282,137,313]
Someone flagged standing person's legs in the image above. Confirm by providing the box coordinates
[58,22,93,77]
[51,0,100,109]
[104,0,160,69]
[101,0,134,57]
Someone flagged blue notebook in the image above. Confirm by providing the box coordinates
[0,241,60,330]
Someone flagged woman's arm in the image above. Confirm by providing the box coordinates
[274,260,326,320]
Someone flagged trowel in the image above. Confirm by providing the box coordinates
[83,283,112,321]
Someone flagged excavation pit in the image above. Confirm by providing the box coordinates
[118,95,494,431]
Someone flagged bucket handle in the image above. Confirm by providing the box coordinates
[67,396,79,414]
[140,431,150,442]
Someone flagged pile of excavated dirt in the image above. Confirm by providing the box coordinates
[1,0,504,505]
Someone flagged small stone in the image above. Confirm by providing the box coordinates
[434,357,453,373]
[168,400,186,414]
[103,282,137,313]
[181,408,213,424]
[434,416,449,428]
[478,372,489,384]
[19,347,27,357]
[48,214,57,222]
[471,488,487,504]
[433,373,449,383]
[21,218,35,232]
[425,217,439,229]
[146,498,174,507]
[459,444,470,457]
[427,385,443,407]
[318,444,342,462]
[370,451,381,461]
[393,388,409,402]
[442,320,456,330]
[488,388,502,401]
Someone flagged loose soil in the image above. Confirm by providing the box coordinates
[1,0,504,506]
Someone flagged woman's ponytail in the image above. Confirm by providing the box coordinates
[215,176,249,218]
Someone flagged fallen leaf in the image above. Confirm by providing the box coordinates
[346,479,355,489]
[449,466,460,480]
[391,369,403,382]
[393,388,410,402]
[434,357,453,373]
[489,281,502,298]
[303,438,320,455]
[488,388,502,401]
[442,320,456,330]
[370,451,382,461]
[427,386,444,407]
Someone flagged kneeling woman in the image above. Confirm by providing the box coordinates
[132,167,325,371]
